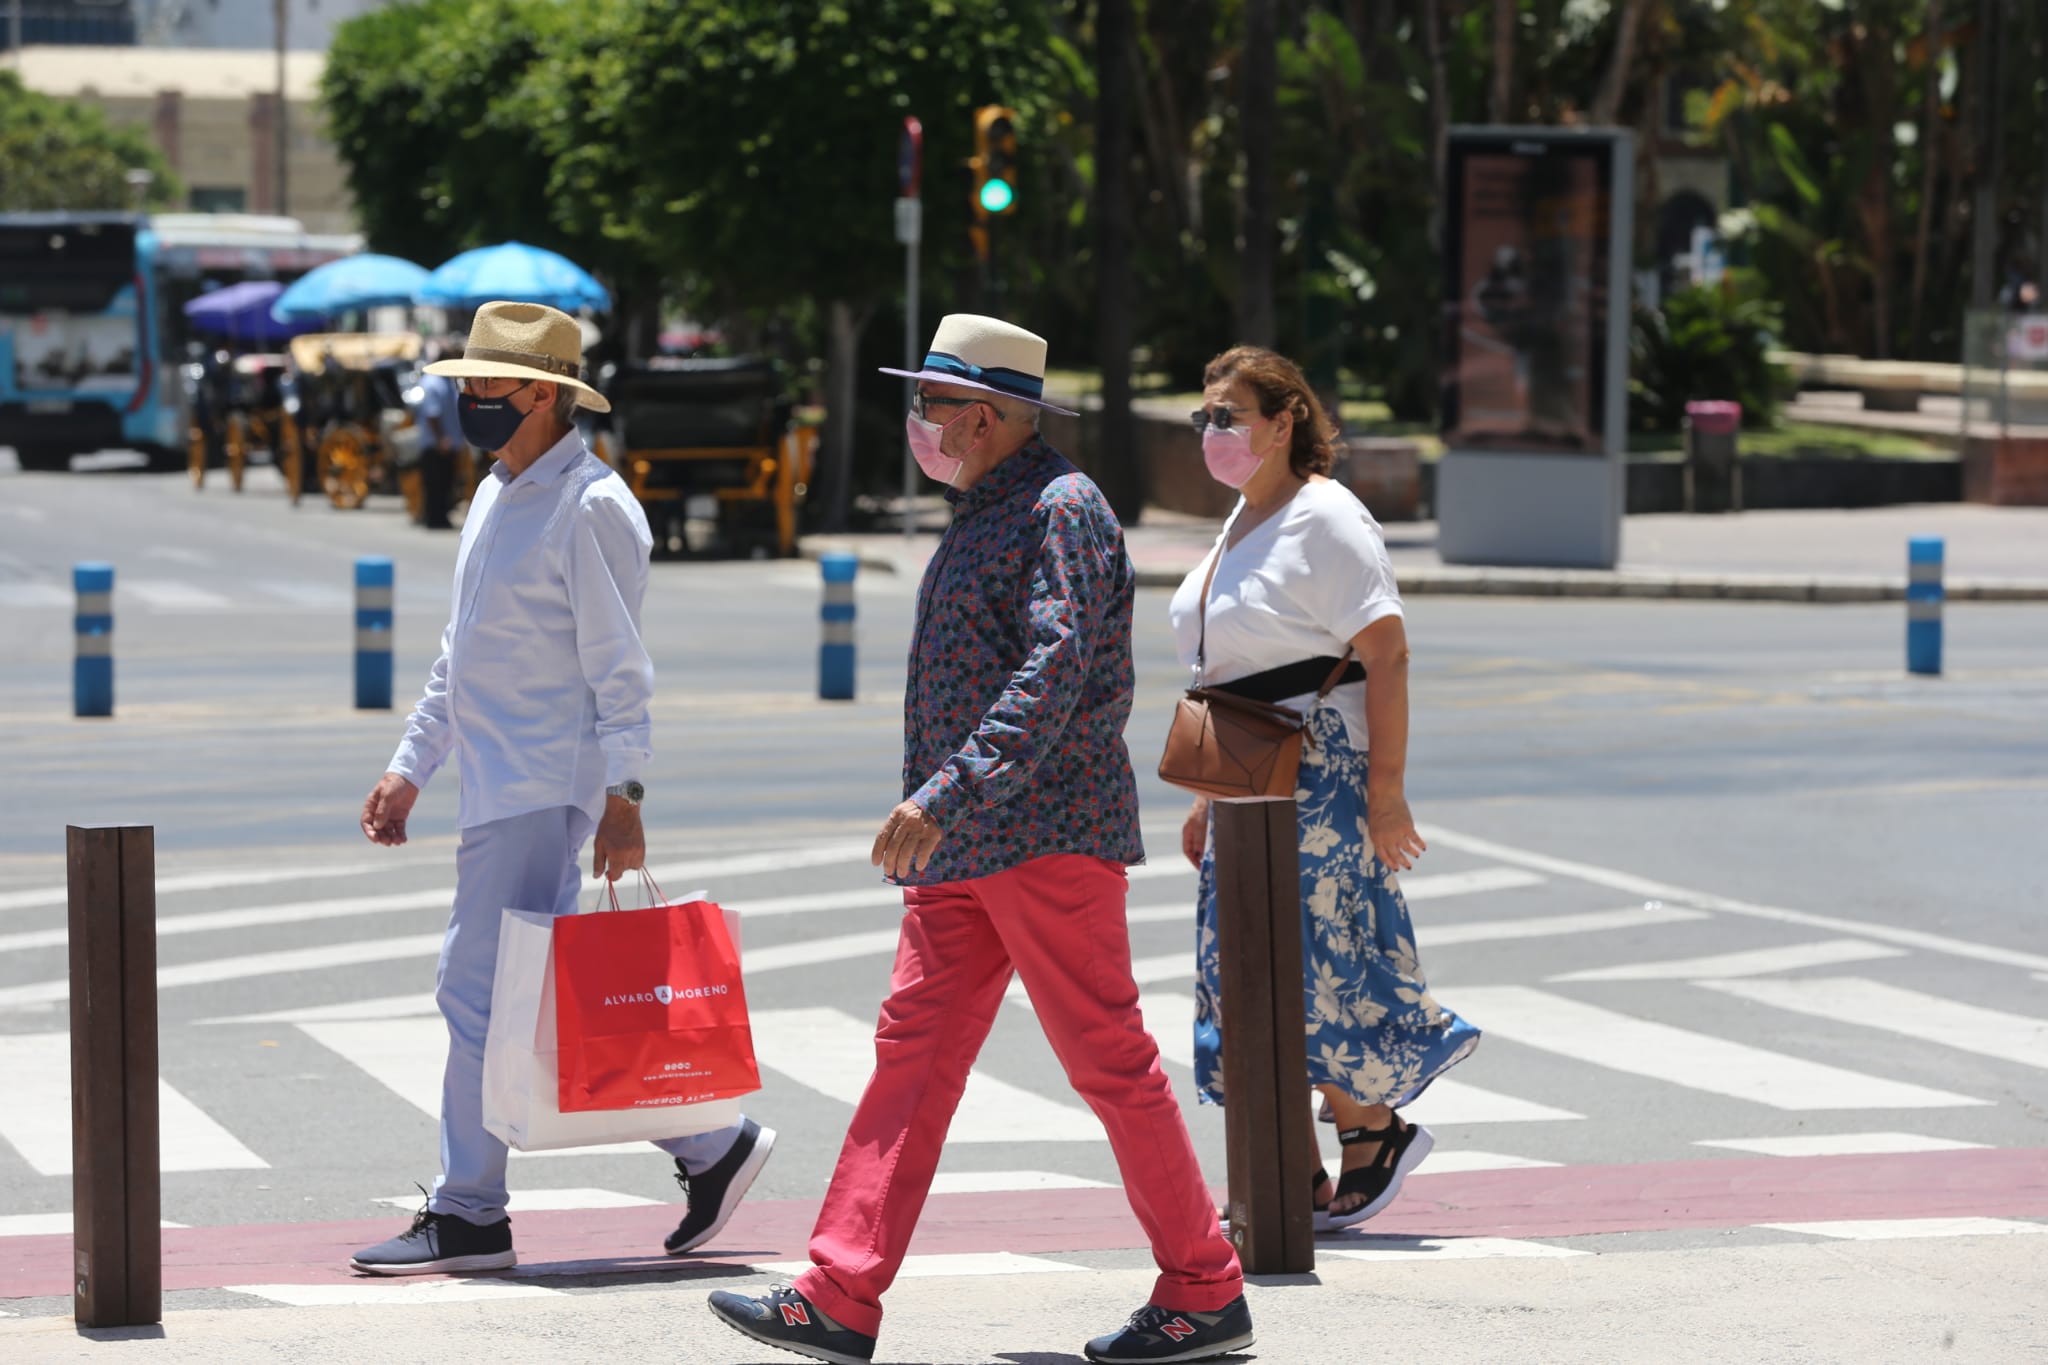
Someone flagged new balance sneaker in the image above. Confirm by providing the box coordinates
[665,1117,778,1255]
[1084,1295,1255,1364]
[707,1283,876,1365]
[349,1205,514,1276]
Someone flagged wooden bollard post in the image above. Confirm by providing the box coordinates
[1211,797,1316,1274]
[67,825,161,1328]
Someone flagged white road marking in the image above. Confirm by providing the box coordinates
[757,1252,1089,1278]
[0,1214,186,1238]
[1421,824,2048,974]
[0,934,448,1008]
[374,1188,660,1213]
[228,1281,561,1306]
[1701,977,2048,1071]
[1137,990,1198,1069]
[1393,867,1547,900]
[1127,952,1193,986]
[1548,938,1906,982]
[202,993,440,1025]
[1400,1078,1585,1125]
[257,581,354,609]
[927,1171,1114,1194]
[0,584,71,609]
[1758,1218,2048,1241]
[1322,1236,1584,1260]
[1388,1150,1561,1173]
[125,580,234,611]
[0,861,420,914]
[0,893,450,955]
[751,1006,1104,1143]
[1449,986,1989,1111]
[0,1033,269,1176]
[744,929,903,973]
[1422,904,1709,947]
[298,1018,445,1122]
[1696,1133,1990,1158]
[143,546,216,567]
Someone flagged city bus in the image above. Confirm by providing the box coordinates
[0,213,360,471]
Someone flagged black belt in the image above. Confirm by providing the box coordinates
[1210,656,1365,705]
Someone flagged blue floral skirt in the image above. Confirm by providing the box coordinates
[1194,705,1480,1108]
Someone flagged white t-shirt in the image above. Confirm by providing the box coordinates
[1167,479,1403,753]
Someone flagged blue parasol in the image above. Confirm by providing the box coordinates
[418,241,611,312]
[184,281,320,344]
[271,254,431,322]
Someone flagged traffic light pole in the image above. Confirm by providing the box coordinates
[897,196,922,541]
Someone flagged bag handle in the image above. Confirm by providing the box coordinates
[595,867,667,913]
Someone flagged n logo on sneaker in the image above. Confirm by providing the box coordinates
[1161,1317,1196,1342]
[780,1302,811,1328]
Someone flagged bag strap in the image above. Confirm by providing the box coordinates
[1194,536,1224,682]
[1315,647,1358,700]
[596,868,666,913]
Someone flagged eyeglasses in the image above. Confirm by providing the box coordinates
[1188,404,1249,433]
[911,391,997,422]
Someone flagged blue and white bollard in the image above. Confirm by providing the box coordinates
[819,552,858,701]
[355,556,394,710]
[1906,536,1943,676]
[73,562,114,718]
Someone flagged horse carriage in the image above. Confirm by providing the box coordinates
[185,352,303,497]
[287,332,426,514]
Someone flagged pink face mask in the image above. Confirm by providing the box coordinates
[906,410,967,485]
[1202,427,1265,488]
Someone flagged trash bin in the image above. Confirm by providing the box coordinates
[1684,400,1742,513]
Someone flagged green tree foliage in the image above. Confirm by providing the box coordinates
[1629,278,1789,432]
[0,71,179,211]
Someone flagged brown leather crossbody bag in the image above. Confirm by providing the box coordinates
[1158,549,1362,799]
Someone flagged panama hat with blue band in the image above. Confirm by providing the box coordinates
[879,313,1080,417]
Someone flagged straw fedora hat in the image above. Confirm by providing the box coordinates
[424,300,610,413]
[880,313,1078,416]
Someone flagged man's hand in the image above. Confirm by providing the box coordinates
[872,799,945,880]
[1365,790,1427,873]
[592,795,646,883]
[361,773,419,846]
[1181,796,1211,869]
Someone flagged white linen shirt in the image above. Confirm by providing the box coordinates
[1167,479,1403,753]
[388,429,655,830]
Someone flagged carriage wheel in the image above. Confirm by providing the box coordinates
[226,415,249,493]
[320,428,373,510]
[279,419,304,505]
[188,426,208,489]
[401,467,424,524]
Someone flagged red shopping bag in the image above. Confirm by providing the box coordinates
[551,890,761,1114]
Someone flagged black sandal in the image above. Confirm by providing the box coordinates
[1317,1119,1434,1231]
[1222,1165,1334,1227]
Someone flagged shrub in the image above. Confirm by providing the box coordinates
[1630,278,1790,432]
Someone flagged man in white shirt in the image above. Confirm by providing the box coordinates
[350,302,774,1275]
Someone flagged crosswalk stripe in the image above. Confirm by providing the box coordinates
[1401,1078,1585,1125]
[927,1171,1114,1194]
[0,1033,269,1176]
[0,584,71,609]
[1395,867,1547,899]
[0,934,448,1008]
[1424,904,1708,946]
[1547,938,1906,982]
[1699,977,2048,1072]
[1137,990,1198,1070]
[228,1281,562,1306]
[1758,1217,2048,1241]
[1390,1150,1560,1172]
[203,993,439,1026]
[1322,1236,1583,1261]
[0,1214,187,1238]
[125,580,234,611]
[1449,986,1989,1111]
[751,1006,1104,1143]
[1695,1133,1989,1158]
[744,929,902,973]
[758,1252,1090,1277]
[257,582,354,609]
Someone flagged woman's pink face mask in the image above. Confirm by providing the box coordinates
[1201,425,1265,488]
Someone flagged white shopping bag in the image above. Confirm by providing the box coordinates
[482,905,745,1151]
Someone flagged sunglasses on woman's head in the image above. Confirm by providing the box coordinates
[1188,404,1249,433]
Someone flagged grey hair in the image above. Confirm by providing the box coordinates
[549,383,581,426]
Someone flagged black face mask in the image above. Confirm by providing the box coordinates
[457,380,534,451]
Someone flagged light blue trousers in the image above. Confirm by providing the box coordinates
[429,805,744,1225]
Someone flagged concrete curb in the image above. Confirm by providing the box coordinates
[805,542,2048,603]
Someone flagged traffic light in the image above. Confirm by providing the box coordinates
[972,105,1018,219]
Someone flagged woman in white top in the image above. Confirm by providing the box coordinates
[1168,346,1479,1229]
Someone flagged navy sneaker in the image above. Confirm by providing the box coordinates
[349,1203,514,1276]
[707,1283,876,1365]
[665,1117,777,1255]
[1084,1295,1255,1363]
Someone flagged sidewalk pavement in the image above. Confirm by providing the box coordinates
[807,503,2048,602]
[3,1235,2038,1363]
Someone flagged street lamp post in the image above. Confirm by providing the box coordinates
[273,0,288,216]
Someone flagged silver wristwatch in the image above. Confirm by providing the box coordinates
[605,781,645,806]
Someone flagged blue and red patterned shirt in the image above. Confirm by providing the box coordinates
[899,439,1146,885]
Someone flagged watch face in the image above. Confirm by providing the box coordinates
[625,781,645,802]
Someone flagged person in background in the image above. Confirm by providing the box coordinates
[412,336,466,528]
[1170,344,1480,1230]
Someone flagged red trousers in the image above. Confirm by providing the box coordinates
[794,854,1243,1338]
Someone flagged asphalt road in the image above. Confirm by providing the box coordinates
[1,466,2043,1300]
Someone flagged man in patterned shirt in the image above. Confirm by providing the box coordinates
[710,317,1251,1365]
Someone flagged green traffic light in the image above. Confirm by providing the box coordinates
[978,177,1015,214]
